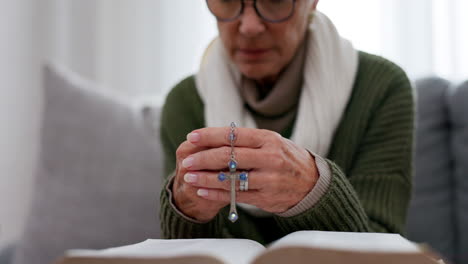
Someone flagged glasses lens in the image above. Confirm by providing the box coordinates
[207,0,242,21]
[256,0,294,22]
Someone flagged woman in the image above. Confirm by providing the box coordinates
[160,0,414,244]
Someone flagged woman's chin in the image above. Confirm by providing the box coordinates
[238,65,278,82]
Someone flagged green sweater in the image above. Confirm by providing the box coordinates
[159,51,414,245]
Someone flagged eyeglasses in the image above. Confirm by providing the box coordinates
[206,0,297,23]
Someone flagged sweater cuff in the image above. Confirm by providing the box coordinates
[160,172,221,238]
[165,173,207,224]
[273,160,371,233]
[276,153,331,217]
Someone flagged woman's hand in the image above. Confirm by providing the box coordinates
[172,139,229,222]
[172,127,319,221]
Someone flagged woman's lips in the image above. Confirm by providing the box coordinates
[237,48,270,60]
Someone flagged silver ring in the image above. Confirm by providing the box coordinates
[240,181,245,191]
[239,172,249,191]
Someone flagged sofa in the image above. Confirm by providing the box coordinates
[1,64,467,264]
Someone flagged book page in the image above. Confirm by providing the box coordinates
[67,239,265,264]
[250,231,436,264]
[266,231,420,253]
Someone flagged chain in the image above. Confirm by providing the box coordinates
[230,122,236,160]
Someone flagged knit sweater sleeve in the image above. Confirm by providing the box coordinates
[159,76,223,238]
[273,54,414,235]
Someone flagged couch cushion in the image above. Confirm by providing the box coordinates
[406,77,455,261]
[448,80,468,264]
[0,244,14,264]
[12,65,163,264]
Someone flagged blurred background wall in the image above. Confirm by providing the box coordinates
[0,0,40,248]
[1,0,467,249]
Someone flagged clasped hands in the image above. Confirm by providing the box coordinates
[172,127,319,222]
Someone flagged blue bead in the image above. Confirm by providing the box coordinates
[229,133,236,142]
[240,172,247,181]
[218,172,226,182]
[228,212,238,222]
[229,160,237,170]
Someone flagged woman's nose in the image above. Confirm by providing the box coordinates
[239,4,266,37]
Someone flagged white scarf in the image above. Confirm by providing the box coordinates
[195,11,358,158]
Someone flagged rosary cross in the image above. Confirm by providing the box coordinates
[218,122,248,223]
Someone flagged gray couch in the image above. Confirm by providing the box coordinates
[1,65,467,264]
[406,77,468,264]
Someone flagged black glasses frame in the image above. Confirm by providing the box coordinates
[206,0,297,23]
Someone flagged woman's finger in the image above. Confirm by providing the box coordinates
[183,170,264,191]
[196,188,231,202]
[176,140,209,159]
[186,127,279,149]
[196,188,259,204]
[181,146,281,171]
[195,184,292,214]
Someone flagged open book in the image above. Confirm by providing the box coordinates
[56,231,442,264]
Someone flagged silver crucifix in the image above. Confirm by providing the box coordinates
[218,155,240,223]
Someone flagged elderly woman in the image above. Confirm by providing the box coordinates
[160,0,413,244]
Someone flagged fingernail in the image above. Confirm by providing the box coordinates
[197,189,209,197]
[184,173,197,183]
[182,157,194,168]
[187,132,200,143]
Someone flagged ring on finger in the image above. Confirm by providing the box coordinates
[239,171,249,191]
